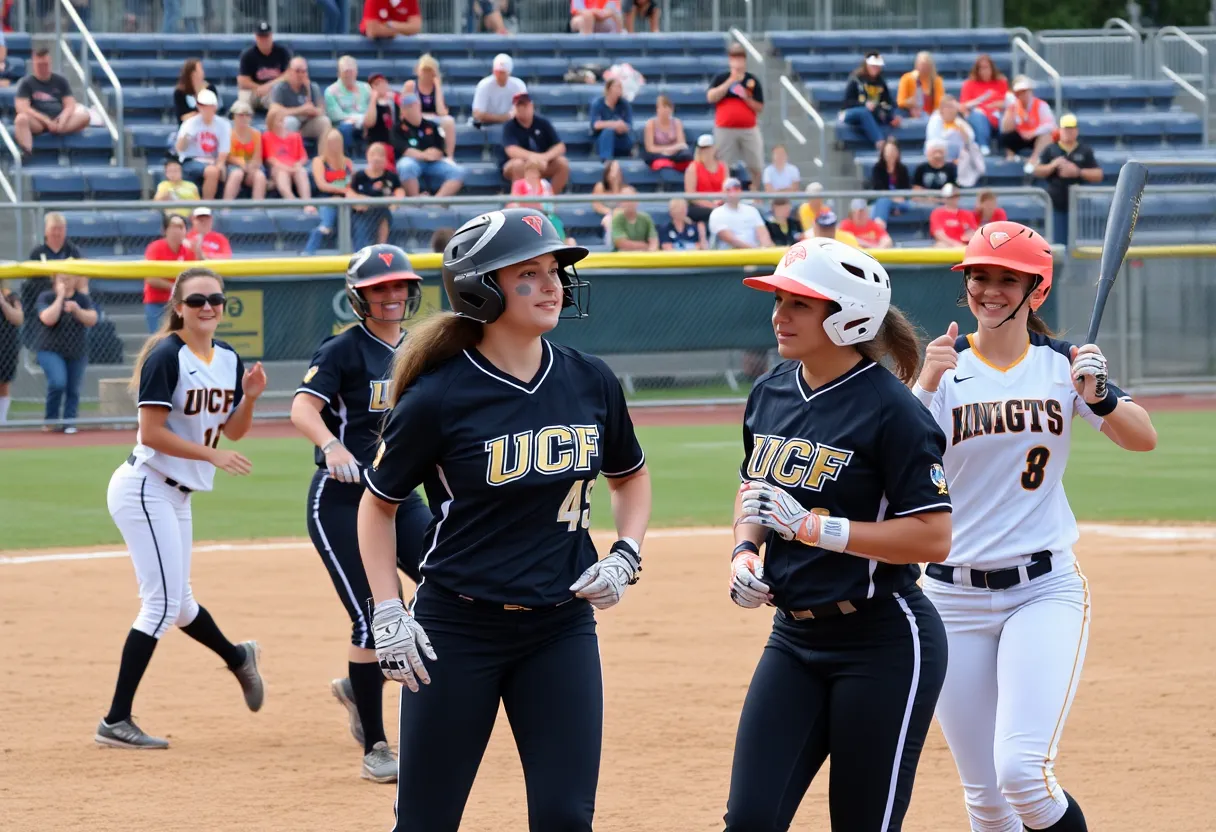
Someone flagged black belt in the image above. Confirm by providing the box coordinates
[428,581,575,613]
[925,551,1052,590]
[779,598,869,621]
[128,454,192,494]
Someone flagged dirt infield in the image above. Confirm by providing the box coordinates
[3,528,1213,831]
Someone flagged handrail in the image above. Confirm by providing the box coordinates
[1103,17,1145,77]
[57,41,120,153]
[1011,36,1063,115]
[1161,67,1209,145]
[728,27,764,65]
[779,75,825,169]
[1155,26,1209,147]
[57,0,125,166]
[0,118,23,201]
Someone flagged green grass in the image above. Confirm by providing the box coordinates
[0,414,1210,550]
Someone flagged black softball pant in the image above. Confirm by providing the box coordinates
[305,469,430,649]
[724,589,947,832]
[394,582,602,832]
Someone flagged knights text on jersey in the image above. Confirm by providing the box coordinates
[129,334,244,492]
[742,358,951,610]
[295,323,400,469]
[363,340,646,607]
[925,331,1131,570]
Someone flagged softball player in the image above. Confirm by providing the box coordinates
[726,238,952,831]
[289,243,431,783]
[359,208,652,831]
[97,267,267,750]
[912,221,1157,832]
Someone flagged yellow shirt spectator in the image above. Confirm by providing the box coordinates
[897,58,945,117]
[154,179,201,218]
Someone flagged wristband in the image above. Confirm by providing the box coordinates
[1087,388,1119,417]
[321,438,341,454]
[910,382,936,407]
[816,516,851,553]
[732,540,760,561]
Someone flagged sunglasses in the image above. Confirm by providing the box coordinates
[183,293,226,309]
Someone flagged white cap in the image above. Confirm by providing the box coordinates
[192,206,212,217]
[849,198,868,212]
[941,183,958,198]
[196,88,218,107]
[697,133,714,148]
[805,181,823,194]
[865,54,885,68]
[492,53,513,73]
[1012,75,1035,92]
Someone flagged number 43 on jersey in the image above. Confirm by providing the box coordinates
[558,479,596,531]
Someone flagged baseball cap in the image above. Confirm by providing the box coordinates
[255,20,272,35]
[696,133,714,148]
[849,198,868,212]
[727,43,747,57]
[513,91,531,104]
[805,181,824,194]
[1012,75,1035,92]
[816,211,838,227]
[865,52,885,68]
[1059,113,1078,129]
[941,183,958,198]
[196,88,217,107]
[492,53,513,73]
[229,100,252,117]
[368,72,386,84]
[192,206,212,218]
[723,177,743,190]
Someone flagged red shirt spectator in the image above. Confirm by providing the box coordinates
[360,0,421,37]
[839,203,891,248]
[930,188,978,246]
[709,44,764,130]
[263,128,306,167]
[143,240,197,304]
[187,208,233,259]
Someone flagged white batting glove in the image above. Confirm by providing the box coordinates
[371,599,436,692]
[729,551,771,608]
[737,481,821,546]
[1070,344,1108,401]
[323,439,361,484]
[570,538,641,610]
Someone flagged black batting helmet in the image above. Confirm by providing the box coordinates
[345,243,422,323]
[441,208,589,324]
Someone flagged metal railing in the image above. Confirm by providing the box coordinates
[778,75,825,170]
[1154,27,1211,147]
[0,121,23,203]
[1034,19,1143,80]
[1011,36,1064,116]
[54,0,125,166]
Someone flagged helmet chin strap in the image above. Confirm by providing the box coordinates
[964,269,1043,329]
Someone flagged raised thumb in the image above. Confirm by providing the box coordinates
[946,321,959,340]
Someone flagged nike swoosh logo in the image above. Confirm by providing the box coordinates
[188,370,197,375]
[953,375,974,383]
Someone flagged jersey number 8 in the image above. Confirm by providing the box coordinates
[1020,446,1051,490]
[558,479,596,531]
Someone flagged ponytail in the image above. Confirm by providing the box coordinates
[856,305,922,386]
[1027,309,1054,337]
[127,267,224,395]
[389,312,482,406]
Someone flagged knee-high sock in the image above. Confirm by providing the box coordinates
[104,628,159,724]
[349,660,388,754]
[180,605,245,670]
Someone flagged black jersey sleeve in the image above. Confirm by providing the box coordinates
[593,358,646,478]
[363,379,442,504]
[739,386,758,482]
[877,389,953,517]
[232,350,245,410]
[137,338,180,409]
[295,335,344,405]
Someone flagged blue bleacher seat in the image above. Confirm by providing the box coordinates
[64,129,114,164]
[121,210,168,254]
[461,162,505,193]
[121,87,174,124]
[30,169,87,200]
[215,208,273,247]
[88,168,143,201]
[62,210,120,257]
[0,87,18,116]
[269,209,319,252]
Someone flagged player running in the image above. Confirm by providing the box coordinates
[358,208,651,831]
[289,244,432,783]
[726,238,952,831]
[912,222,1157,832]
[97,267,266,749]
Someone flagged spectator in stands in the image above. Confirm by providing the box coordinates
[142,214,197,332]
[709,177,771,250]
[960,54,1007,153]
[764,198,803,246]
[659,198,706,250]
[22,214,85,354]
[163,0,203,33]
[685,134,726,225]
[13,48,90,157]
[0,28,9,88]
[1000,75,1055,167]
[270,57,332,141]
[34,274,96,434]
[187,207,233,259]
[238,21,291,112]
[708,43,765,190]
[509,157,555,209]
[839,198,892,249]
[326,55,372,153]
[392,92,464,198]
[502,91,570,194]
[347,142,403,250]
[924,95,975,164]
[175,89,230,201]
[174,59,221,124]
[472,53,526,126]
[611,188,659,252]
[762,144,800,193]
[304,127,355,255]
[913,140,957,194]
[797,181,833,233]
[590,78,634,162]
[0,283,20,422]
[974,188,1007,225]
[262,107,314,208]
[431,227,455,253]
[314,0,349,35]
[470,0,510,34]
[571,0,622,34]
[403,54,457,159]
[360,0,422,38]
[363,73,397,153]
[223,101,268,201]
[642,94,690,173]
[930,183,977,248]
[1034,113,1102,245]
[840,51,900,153]
[869,137,910,230]
[154,158,201,217]
[811,210,859,247]
[592,158,627,239]
[624,0,659,32]
[896,51,944,119]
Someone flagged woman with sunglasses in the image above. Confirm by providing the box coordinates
[289,244,432,783]
[97,268,268,750]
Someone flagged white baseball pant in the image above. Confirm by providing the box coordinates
[107,463,201,639]
[924,559,1091,832]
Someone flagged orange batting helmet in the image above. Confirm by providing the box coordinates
[952,221,1054,310]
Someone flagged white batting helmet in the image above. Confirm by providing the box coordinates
[743,238,891,346]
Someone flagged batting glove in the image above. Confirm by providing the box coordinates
[322,439,361,484]
[570,537,641,610]
[737,481,821,546]
[371,599,436,692]
[729,551,771,608]
[1071,346,1109,401]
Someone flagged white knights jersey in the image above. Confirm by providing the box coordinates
[923,332,1129,570]
[129,333,245,492]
